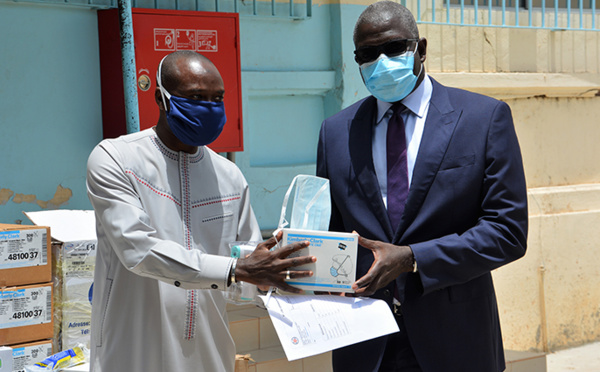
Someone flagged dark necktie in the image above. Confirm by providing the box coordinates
[386,103,409,231]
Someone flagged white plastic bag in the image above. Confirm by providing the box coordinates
[225,241,262,306]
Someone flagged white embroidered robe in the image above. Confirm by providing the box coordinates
[86,129,261,372]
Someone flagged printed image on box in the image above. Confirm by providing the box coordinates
[281,229,358,292]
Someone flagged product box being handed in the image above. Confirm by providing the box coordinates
[281,228,358,293]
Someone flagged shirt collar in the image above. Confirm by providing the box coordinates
[375,73,432,125]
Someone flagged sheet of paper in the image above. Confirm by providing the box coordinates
[259,294,399,361]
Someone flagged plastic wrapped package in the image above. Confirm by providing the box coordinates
[51,240,95,351]
[225,242,262,306]
[24,344,89,371]
[23,210,97,353]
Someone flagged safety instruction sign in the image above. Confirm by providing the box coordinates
[154,28,218,52]
[197,30,218,52]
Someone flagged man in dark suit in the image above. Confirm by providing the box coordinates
[316,2,528,371]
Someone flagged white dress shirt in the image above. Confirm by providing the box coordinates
[372,74,433,208]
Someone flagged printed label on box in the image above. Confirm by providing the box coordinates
[12,342,53,372]
[0,229,47,269]
[0,287,52,329]
[62,241,96,276]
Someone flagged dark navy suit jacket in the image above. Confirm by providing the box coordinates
[316,78,528,372]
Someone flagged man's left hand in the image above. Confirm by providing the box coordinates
[352,235,414,296]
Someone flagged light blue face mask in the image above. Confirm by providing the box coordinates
[330,254,353,278]
[276,175,331,232]
[360,43,422,103]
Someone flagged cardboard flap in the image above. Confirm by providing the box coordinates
[23,210,96,243]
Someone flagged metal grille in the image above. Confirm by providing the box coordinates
[406,0,598,30]
[4,0,597,28]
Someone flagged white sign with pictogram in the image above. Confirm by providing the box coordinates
[154,28,218,52]
[176,29,196,50]
[154,28,175,51]
[197,30,218,52]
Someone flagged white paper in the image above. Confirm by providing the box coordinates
[260,294,399,361]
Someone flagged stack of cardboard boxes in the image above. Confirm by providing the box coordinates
[0,210,97,371]
[0,224,54,371]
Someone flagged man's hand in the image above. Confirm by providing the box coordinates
[352,235,414,296]
[236,231,316,293]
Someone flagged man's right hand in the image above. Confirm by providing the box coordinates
[235,231,316,293]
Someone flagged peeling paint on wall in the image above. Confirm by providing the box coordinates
[0,185,73,209]
[0,188,15,205]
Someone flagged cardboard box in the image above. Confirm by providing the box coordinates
[23,211,96,351]
[281,228,358,292]
[0,283,53,345]
[0,224,51,287]
[0,346,13,372]
[9,339,53,372]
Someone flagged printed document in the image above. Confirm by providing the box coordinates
[259,294,399,361]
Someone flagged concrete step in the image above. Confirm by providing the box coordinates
[505,350,547,372]
[227,304,332,372]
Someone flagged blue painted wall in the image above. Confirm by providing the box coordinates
[0,3,103,224]
[0,1,370,231]
[236,5,370,231]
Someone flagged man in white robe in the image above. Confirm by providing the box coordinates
[86,51,315,372]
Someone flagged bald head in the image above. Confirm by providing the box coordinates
[159,51,221,93]
[353,1,419,45]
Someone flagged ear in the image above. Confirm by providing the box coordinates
[418,37,427,63]
[155,87,163,109]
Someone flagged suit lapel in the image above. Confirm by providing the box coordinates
[348,97,395,240]
[396,79,461,241]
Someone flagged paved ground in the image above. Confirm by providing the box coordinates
[546,341,600,371]
[61,342,600,372]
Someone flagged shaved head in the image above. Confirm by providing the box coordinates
[159,51,218,92]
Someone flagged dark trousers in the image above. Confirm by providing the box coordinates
[378,313,422,372]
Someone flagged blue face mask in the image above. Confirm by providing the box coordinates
[360,43,422,103]
[157,58,227,147]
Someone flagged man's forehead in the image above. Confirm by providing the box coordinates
[355,17,409,45]
[175,57,210,74]
[172,58,220,82]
